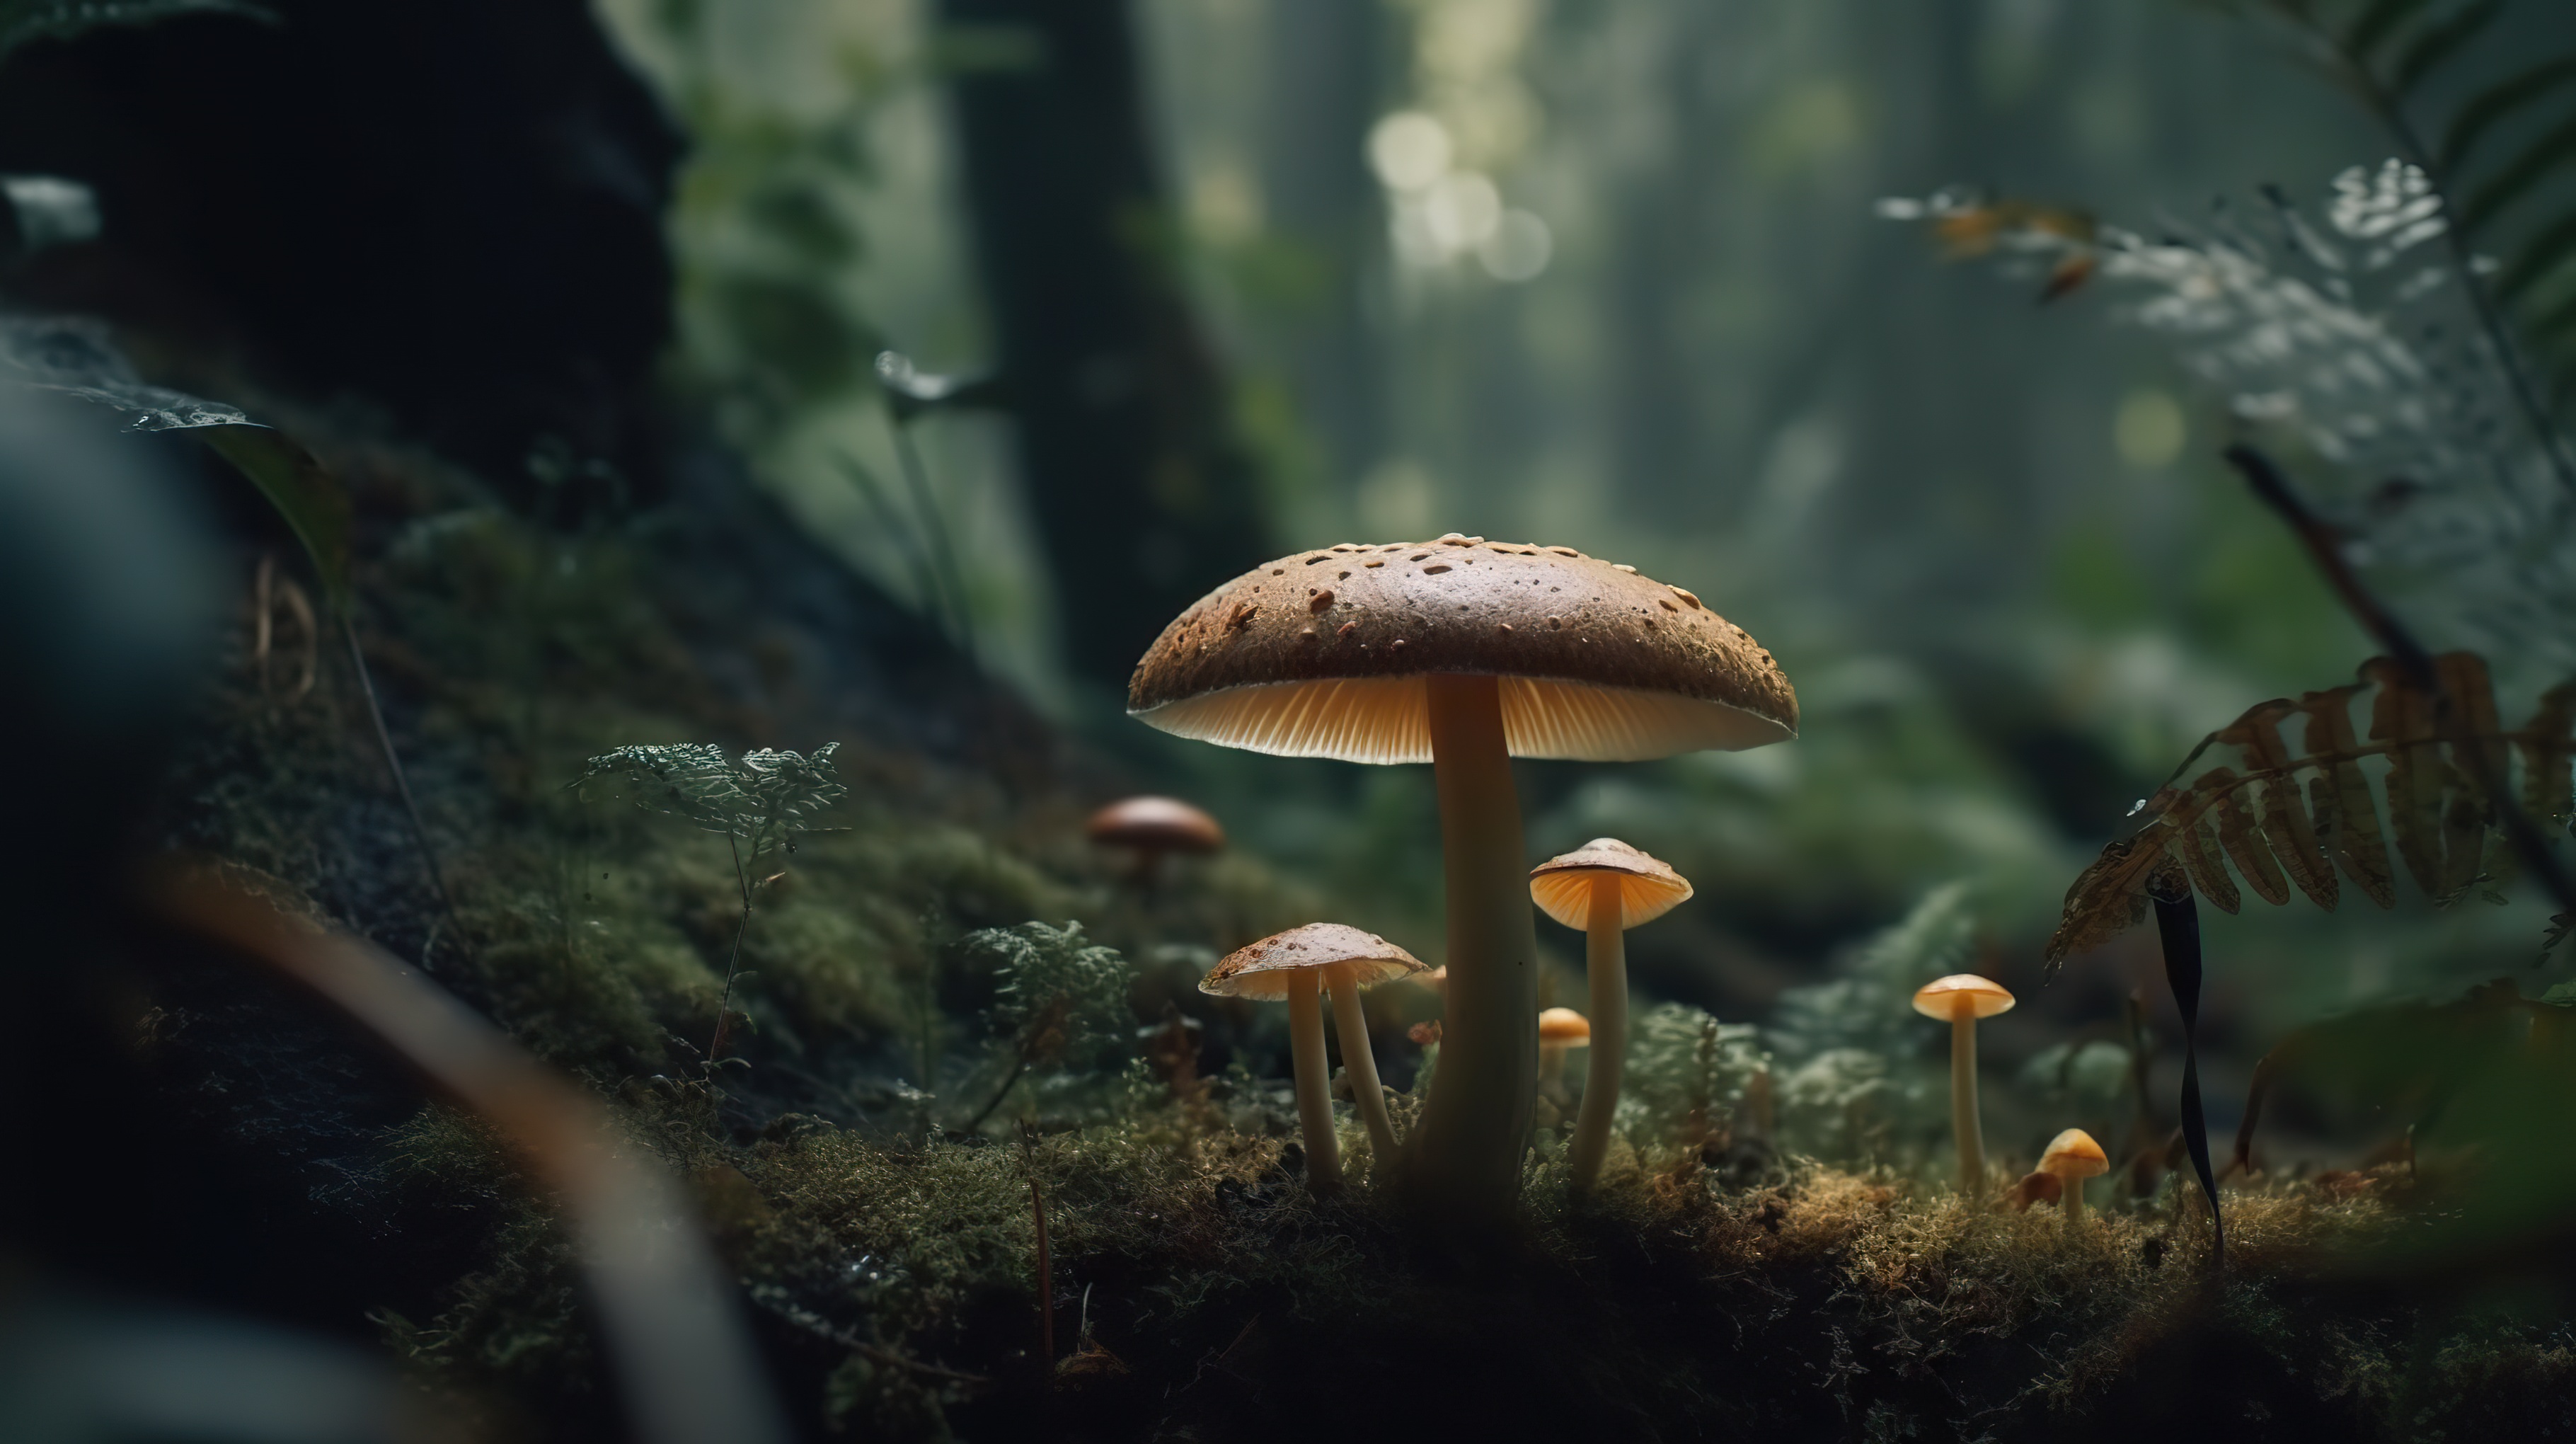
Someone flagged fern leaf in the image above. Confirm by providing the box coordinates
[2389,0,2503,98]
[2205,767,2295,907]
[2299,686,2398,906]
[2223,704,2339,907]
[2166,806,2242,915]
[2048,652,2567,967]
[2456,108,2576,237]
[2439,55,2576,173]
[2520,682,2576,827]
[2347,0,2439,64]
[2365,657,2451,895]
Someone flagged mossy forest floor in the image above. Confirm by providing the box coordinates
[117,430,2576,1443]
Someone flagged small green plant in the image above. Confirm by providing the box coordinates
[576,742,846,1064]
[1618,1002,1766,1152]
[955,921,1137,1133]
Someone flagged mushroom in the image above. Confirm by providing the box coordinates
[1911,974,2016,1196]
[1536,1007,1590,1104]
[2039,1128,2110,1231]
[1200,923,1427,1190]
[1529,838,1694,1191]
[1085,795,1224,887]
[1129,538,1796,1230]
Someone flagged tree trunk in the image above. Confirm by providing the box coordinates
[939,0,1270,689]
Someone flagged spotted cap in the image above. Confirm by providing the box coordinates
[1200,923,1429,1002]
[1127,537,1797,764]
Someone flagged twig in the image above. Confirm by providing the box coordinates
[888,418,976,660]
[1029,1176,1054,1368]
[964,1052,1033,1135]
[834,452,952,641]
[706,835,764,1066]
[343,609,464,958]
[2225,443,2576,917]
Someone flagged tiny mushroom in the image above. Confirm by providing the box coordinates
[1536,1007,1591,1103]
[1201,923,1427,1190]
[1911,974,2016,1196]
[2039,1128,2110,1231]
[1130,537,1795,1232]
[1085,796,1224,886]
[1530,837,1694,1191]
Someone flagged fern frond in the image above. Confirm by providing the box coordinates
[2046,651,2573,969]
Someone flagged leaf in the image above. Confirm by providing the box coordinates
[2389,0,2503,98]
[202,425,355,611]
[2346,0,2439,64]
[2300,685,2398,906]
[0,0,270,62]
[2367,655,2451,896]
[2438,55,2576,173]
[2205,767,2293,906]
[2519,682,2576,827]
[2496,209,2576,305]
[2456,108,2576,238]
[2221,701,2338,907]
[2048,652,2555,965]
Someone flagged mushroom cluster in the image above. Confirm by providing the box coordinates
[1200,923,1425,1191]
[1130,536,1795,1230]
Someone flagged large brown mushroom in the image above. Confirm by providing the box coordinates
[1530,838,1694,1191]
[1085,795,1224,886]
[1201,923,1427,1191]
[1132,536,1795,1229]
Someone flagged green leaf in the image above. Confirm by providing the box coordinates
[201,424,354,612]
[2390,0,2502,97]
[2346,0,2437,64]
[2439,56,2576,173]
[0,0,272,66]
[2459,108,2576,236]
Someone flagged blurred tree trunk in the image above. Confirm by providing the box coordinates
[938,0,1269,690]
[1260,0,1386,505]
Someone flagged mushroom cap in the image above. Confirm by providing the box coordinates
[2038,1128,2110,1179]
[1529,837,1694,929]
[1536,1007,1592,1044]
[1200,922,1428,1001]
[1127,537,1798,764]
[1911,974,2017,1021]
[1086,795,1225,854]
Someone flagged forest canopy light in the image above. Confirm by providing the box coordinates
[1531,837,1694,1191]
[1130,535,1796,1231]
[1200,923,1427,1190]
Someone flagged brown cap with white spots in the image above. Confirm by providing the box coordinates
[1200,922,1429,1002]
[1127,536,1798,764]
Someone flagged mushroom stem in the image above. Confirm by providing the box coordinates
[1407,673,1539,1228]
[1286,969,1342,1193]
[1567,874,1626,1191]
[1327,963,1400,1162]
[1952,1010,1984,1196]
[2062,1172,2086,1230]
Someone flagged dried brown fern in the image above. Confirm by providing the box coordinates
[2046,653,2576,970]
